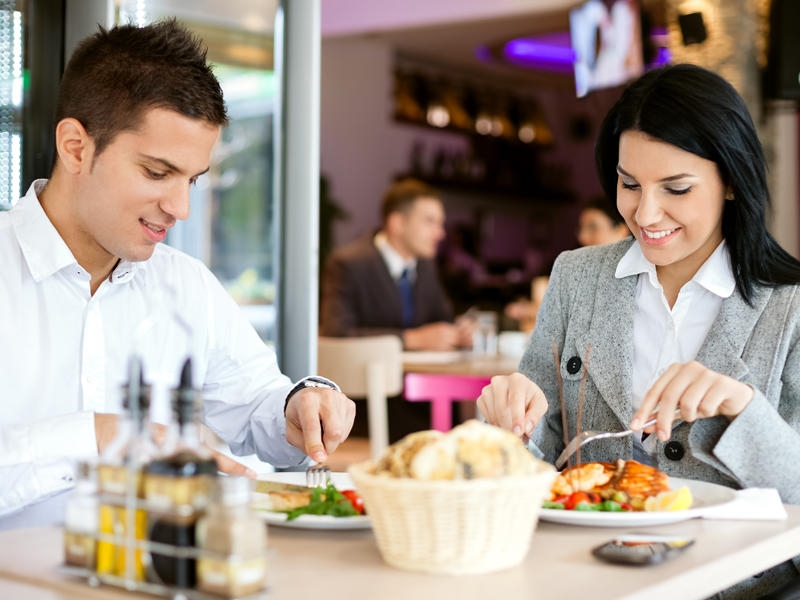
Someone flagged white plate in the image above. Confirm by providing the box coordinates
[258,511,371,530]
[538,477,737,527]
[251,471,371,530]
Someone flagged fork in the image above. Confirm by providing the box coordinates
[306,464,331,487]
[555,408,682,469]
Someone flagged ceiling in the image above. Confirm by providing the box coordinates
[368,8,574,87]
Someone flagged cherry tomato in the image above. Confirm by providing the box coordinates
[563,492,590,510]
[341,489,365,514]
[563,491,601,510]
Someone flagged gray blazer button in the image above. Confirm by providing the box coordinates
[664,440,685,461]
[566,356,582,374]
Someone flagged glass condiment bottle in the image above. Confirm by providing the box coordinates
[196,476,269,598]
[63,460,98,569]
[144,358,218,588]
[96,357,155,581]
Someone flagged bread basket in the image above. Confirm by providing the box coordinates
[348,459,556,575]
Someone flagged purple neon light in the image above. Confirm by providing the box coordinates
[503,34,576,65]
[486,27,670,74]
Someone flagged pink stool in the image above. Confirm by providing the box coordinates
[403,373,491,432]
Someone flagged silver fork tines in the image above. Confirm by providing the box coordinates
[306,464,331,487]
[555,408,681,469]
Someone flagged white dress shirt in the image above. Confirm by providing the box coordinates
[374,232,416,282]
[0,180,307,527]
[615,240,735,455]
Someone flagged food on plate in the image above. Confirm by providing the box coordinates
[644,486,693,512]
[371,419,544,480]
[341,489,365,514]
[252,481,365,519]
[283,483,363,520]
[260,488,312,512]
[545,459,692,512]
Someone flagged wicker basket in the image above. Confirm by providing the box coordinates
[348,460,556,575]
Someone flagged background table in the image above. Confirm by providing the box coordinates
[401,351,519,430]
[402,350,519,377]
[2,507,799,600]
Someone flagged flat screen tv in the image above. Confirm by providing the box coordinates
[570,0,644,98]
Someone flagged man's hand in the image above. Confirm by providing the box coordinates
[95,413,256,477]
[284,387,355,463]
[403,322,463,351]
[476,372,548,439]
[454,313,477,349]
[208,447,257,478]
[94,413,120,454]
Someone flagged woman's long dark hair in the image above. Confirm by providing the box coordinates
[595,63,800,303]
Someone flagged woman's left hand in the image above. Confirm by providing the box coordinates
[630,361,754,441]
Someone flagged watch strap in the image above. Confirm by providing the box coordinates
[284,376,340,412]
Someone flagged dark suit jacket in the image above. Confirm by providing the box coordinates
[320,233,454,340]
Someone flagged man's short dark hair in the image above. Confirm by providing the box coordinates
[55,18,228,158]
[381,178,440,225]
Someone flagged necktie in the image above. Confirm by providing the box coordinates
[398,267,414,328]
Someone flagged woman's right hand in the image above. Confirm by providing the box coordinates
[477,372,549,438]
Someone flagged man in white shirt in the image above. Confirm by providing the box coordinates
[0,19,354,527]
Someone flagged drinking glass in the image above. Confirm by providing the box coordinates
[473,311,498,355]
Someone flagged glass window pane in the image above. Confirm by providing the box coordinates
[0,0,23,209]
[115,1,280,344]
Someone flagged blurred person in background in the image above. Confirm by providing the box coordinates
[576,195,631,247]
[320,178,474,351]
[505,197,630,332]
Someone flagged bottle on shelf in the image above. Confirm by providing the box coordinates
[63,460,98,569]
[144,357,218,589]
[196,476,269,598]
[95,356,156,581]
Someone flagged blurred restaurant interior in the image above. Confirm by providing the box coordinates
[3,0,799,377]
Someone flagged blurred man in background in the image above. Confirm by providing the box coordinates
[320,178,473,350]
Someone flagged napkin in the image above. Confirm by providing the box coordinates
[700,488,787,521]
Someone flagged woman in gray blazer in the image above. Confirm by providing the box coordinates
[478,64,800,598]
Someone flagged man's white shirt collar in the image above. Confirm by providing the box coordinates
[615,239,735,299]
[13,179,139,284]
[374,231,416,280]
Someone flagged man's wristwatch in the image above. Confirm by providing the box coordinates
[283,376,340,412]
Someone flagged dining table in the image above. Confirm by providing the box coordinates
[1,504,799,600]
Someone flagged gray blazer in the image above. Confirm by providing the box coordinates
[522,239,800,505]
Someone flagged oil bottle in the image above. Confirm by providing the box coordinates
[95,357,155,581]
[144,357,218,588]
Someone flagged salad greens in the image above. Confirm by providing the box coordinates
[285,482,360,520]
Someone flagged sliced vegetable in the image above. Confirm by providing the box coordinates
[563,491,601,510]
[341,489,365,514]
[542,493,636,512]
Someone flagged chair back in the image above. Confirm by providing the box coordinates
[317,335,403,459]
